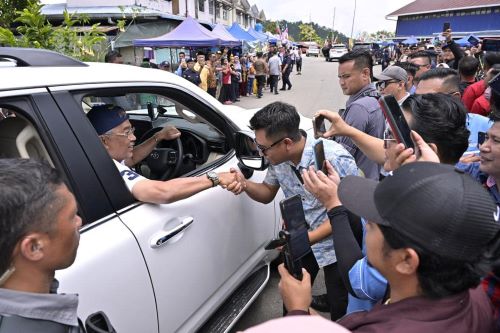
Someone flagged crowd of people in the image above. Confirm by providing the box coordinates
[2,29,500,333]
[105,45,302,105]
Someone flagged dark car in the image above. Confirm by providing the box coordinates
[352,42,382,65]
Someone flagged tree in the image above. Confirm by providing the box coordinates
[0,0,106,61]
[299,24,320,43]
[0,0,28,28]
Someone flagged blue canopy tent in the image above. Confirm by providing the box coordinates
[401,36,419,45]
[211,23,241,47]
[247,26,268,42]
[380,40,395,47]
[455,35,480,47]
[134,16,233,47]
[228,23,258,42]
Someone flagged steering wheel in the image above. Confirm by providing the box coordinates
[137,127,183,180]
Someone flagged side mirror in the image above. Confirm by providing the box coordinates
[234,131,268,171]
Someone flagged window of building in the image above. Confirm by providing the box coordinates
[223,8,228,20]
[216,5,221,18]
[198,0,205,12]
[209,0,214,14]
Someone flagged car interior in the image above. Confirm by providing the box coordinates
[81,90,231,180]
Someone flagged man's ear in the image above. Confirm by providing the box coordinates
[18,234,47,262]
[394,248,419,275]
[362,67,371,79]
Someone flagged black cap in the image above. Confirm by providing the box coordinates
[338,162,500,261]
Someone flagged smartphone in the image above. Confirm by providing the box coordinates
[280,195,309,231]
[478,131,486,148]
[489,72,500,94]
[379,95,414,150]
[468,35,480,47]
[482,39,500,52]
[314,141,327,173]
[281,230,305,280]
[442,22,450,32]
[313,115,326,139]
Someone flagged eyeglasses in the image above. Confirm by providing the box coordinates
[376,80,399,90]
[104,127,135,138]
[383,128,397,149]
[254,137,286,154]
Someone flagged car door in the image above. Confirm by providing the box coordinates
[51,83,278,333]
[0,91,158,333]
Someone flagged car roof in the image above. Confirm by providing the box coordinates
[0,62,190,91]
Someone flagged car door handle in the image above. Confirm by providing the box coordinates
[150,217,194,248]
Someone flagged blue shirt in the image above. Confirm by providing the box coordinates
[456,162,500,206]
[264,130,359,267]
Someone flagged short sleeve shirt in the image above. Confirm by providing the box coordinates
[268,56,282,76]
[263,130,359,267]
[113,159,147,192]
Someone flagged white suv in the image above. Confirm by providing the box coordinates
[0,47,309,333]
[328,44,348,62]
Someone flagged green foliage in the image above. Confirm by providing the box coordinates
[0,0,29,28]
[0,0,106,61]
[299,24,321,43]
[264,20,350,45]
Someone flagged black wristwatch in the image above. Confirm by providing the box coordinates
[206,171,220,187]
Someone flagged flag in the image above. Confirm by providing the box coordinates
[276,22,281,36]
[282,26,289,41]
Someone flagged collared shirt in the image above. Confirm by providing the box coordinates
[268,55,282,76]
[336,83,385,180]
[264,130,359,267]
[456,162,500,206]
[0,280,80,329]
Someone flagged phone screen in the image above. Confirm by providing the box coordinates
[280,195,308,231]
[314,141,327,173]
[468,36,480,47]
[379,95,414,149]
[313,115,326,139]
[442,22,450,32]
[490,72,500,94]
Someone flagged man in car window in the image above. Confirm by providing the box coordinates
[87,105,240,204]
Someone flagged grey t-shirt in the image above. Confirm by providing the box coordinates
[335,83,385,180]
[268,55,282,76]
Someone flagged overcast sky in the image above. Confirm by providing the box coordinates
[252,0,414,37]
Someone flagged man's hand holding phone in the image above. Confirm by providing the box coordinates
[386,131,440,171]
[314,110,354,138]
[302,162,342,211]
[278,263,311,313]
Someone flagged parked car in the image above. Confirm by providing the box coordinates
[352,42,382,64]
[0,47,316,333]
[328,44,348,62]
[306,46,320,57]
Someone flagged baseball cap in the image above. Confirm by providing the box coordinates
[160,60,170,67]
[374,66,408,82]
[185,57,194,63]
[87,104,129,135]
[338,162,500,261]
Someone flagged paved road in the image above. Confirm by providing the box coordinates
[234,56,349,119]
[230,57,381,332]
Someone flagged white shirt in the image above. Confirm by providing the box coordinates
[113,159,146,192]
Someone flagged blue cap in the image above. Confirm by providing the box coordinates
[87,105,129,135]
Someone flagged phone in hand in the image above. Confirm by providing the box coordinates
[379,95,414,150]
[468,35,480,47]
[281,230,305,280]
[280,195,309,231]
[313,115,326,139]
[442,22,450,32]
[314,141,327,173]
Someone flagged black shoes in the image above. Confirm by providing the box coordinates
[279,88,286,91]
[288,86,292,90]
[310,294,330,312]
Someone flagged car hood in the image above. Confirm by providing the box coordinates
[220,105,313,132]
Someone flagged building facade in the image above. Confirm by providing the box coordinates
[387,0,500,38]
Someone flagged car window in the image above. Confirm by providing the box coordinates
[80,89,229,182]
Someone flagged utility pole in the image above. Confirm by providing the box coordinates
[332,6,336,42]
[350,0,357,40]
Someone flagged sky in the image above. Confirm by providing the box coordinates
[251,0,414,37]
[41,0,415,37]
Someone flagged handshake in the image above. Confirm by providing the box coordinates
[216,167,247,195]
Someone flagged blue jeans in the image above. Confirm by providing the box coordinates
[247,77,255,94]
